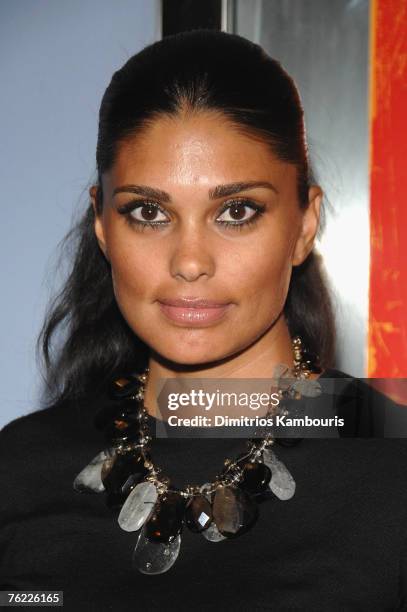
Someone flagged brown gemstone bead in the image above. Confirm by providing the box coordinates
[104,420,141,445]
[212,486,258,538]
[109,376,143,399]
[94,399,143,430]
[102,452,148,508]
[185,494,213,533]
[239,461,271,494]
[145,491,187,544]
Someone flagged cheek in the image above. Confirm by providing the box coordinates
[107,232,159,300]
[228,237,294,314]
[111,258,152,298]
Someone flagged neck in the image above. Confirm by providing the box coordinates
[143,314,298,419]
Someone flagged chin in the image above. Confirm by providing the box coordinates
[151,340,233,368]
[160,348,223,367]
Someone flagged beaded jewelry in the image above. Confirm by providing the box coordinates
[73,336,320,574]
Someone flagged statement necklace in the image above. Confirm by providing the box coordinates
[73,336,320,575]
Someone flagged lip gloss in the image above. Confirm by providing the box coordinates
[158,302,233,326]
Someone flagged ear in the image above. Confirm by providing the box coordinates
[90,185,109,260]
[292,186,322,266]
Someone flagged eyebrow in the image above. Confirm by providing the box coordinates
[113,184,171,202]
[112,180,278,202]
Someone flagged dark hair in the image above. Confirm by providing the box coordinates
[39,30,336,405]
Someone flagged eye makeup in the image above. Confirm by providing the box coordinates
[116,198,266,232]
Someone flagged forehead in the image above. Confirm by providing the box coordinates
[104,111,297,192]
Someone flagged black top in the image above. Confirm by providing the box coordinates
[1,369,407,611]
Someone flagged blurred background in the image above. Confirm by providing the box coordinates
[1,0,406,428]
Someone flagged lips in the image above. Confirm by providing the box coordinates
[159,297,230,308]
[157,297,233,326]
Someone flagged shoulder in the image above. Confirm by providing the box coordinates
[1,400,83,455]
[0,396,105,479]
[0,402,76,482]
[320,367,398,404]
[0,392,107,446]
[319,368,407,437]
[0,396,108,525]
[1,402,70,444]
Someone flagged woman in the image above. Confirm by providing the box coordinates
[1,30,407,611]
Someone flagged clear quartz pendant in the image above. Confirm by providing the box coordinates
[292,378,322,397]
[73,448,114,493]
[133,525,181,575]
[118,481,158,532]
[100,451,116,481]
[263,449,296,500]
[201,521,227,542]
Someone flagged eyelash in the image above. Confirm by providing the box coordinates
[117,199,265,232]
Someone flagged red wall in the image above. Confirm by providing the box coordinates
[368,0,407,389]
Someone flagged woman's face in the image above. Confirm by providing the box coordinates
[92,112,320,366]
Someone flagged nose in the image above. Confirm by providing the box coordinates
[169,224,216,282]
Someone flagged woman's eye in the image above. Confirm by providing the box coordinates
[216,201,261,225]
[127,202,169,224]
